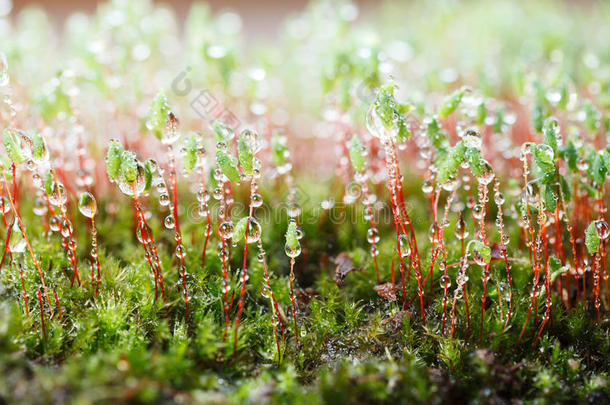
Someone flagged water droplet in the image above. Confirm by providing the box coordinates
[595,220,610,240]
[363,206,374,221]
[442,177,458,192]
[287,202,301,218]
[477,160,494,185]
[8,222,26,253]
[472,246,489,266]
[0,196,10,214]
[421,180,433,194]
[463,129,482,149]
[321,198,335,210]
[285,242,302,258]
[78,192,97,218]
[367,227,380,244]
[577,157,588,172]
[49,215,61,232]
[370,245,379,257]
[244,217,262,244]
[164,215,175,229]
[257,251,265,262]
[494,192,505,205]
[159,193,170,206]
[220,221,234,239]
[118,163,147,197]
[439,275,451,288]
[455,215,469,240]
[472,204,483,220]
[252,193,263,207]
[61,219,72,237]
[49,183,68,207]
[399,233,411,257]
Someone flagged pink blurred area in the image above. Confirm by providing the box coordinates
[10,0,368,40]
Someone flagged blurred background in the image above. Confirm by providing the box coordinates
[9,0,374,40]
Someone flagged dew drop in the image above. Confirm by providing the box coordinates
[251,193,263,207]
[595,220,610,240]
[285,242,302,258]
[78,192,97,218]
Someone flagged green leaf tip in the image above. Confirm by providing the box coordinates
[183,135,199,174]
[105,139,124,181]
[348,134,366,172]
[585,221,600,255]
[216,149,240,183]
[238,130,257,176]
[120,150,138,183]
[285,220,299,250]
[3,129,22,164]
[438,86,469,118]
[147,90,170,140]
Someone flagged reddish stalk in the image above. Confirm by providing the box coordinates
[382,140,425,323]
[133,196,167,312]
[477,182,490,346]
[288,258,299,343]
[199,168,212,269]
[233,177,256,356]
[53,289,62,320]
[439,190,456,334]
[258,240,284,366]
[450,254,469,338]
[37,289,46,339]
[0,220,12,269]
[218,180,233,347]
[593,249,602,322]
[493,178,513,327]
[1,169,53,312]
[517,192,545,346]
[361,180,381,283]
[89,216,101,296]
[18,264,29,318]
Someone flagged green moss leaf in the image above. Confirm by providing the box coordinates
[183,135,198,174]
[438,86,467,118]
[216,149,240,183]
[348,135,366,172]
[147,90,170,140]
[238,130,256,176]
[44,170,53,195]
[106,139,124,181]
[272,133,289,166]
[425,117,448,149]
[211,120,234,143]
[120,150,138,183]
[543,118,559,154]
[583,101,600,134]
[285,220,299,250]
[437,141,466,184]
[233,217,248,243]
[585,221,600,254]
[532,144,555,174]
[31,131,46,162]
[3,129,22,164]
[143,159,154,193]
